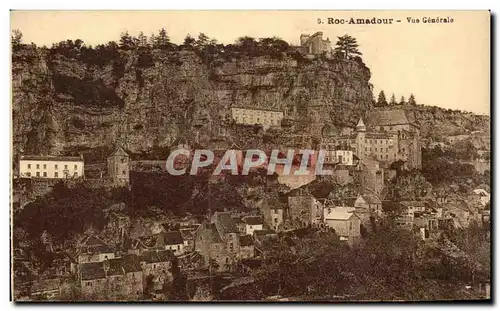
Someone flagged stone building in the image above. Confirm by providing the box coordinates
[299,32,332,55]
[323,209,361,245]
[287,188,324,227]
[107,146,130,187]
[323,110,422,170]
[78,255,147,300]
[230,107,284,129]
[19,155,84,179]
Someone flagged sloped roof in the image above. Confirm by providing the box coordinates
[161,231,184,245]
[324,210,356,221]
[215,212,239,234]
[78,234,113,254]
[140,250,176,264]
[367,110,418,127]
[106,256,142,276]
[109,146,129,157]
[242,216,263,226]
[356,117,365,128]
[239,235,254,247]
[400,201,426,208]
[360,195,381,205]
[20,155,83,162]
[80,262,105,280]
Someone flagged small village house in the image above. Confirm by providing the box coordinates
[323,209,361,245]
[241,216,263,236]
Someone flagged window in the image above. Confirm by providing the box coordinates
[153,264,156,269]
[177,245,180,250]
[349,222,353,230]
[385,155,388,159]
[64,165,68,169]
[36,172,40,177]
[274,218,278,223]
[74,172,78,177]
[36,164,40,169]
[43,172,47,177]
[249,225,253,229]
[26,172,31,177]
[43,164,47,169]
[375,148,377,152]
[27,164,31,169]
[74,165,78,170]
[55,164,58,169]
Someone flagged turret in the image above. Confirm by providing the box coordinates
[356,117,366,132]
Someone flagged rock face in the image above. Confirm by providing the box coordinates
[12,46,372,161]
[12,45,489,162]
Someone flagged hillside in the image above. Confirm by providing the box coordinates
[12,39,489,162]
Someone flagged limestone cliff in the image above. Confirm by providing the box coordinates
[12,45,489,162]
[12,46,372,161]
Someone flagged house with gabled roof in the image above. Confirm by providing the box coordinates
[354,194,382,215]
[323,209,361,245]
[76,234,115,264]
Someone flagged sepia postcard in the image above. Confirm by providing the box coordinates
[10,10,491,302]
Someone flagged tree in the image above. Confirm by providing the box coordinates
[11,29,23,49]
[153,28,170,49]
[390,93,397,105]
[183,34,196,47]
[377,91,388,107]
[196,32,210,48]
[119,31,136,50]
[137,31,148,48]
[408,93,417,106]
[334,34,362,59]
[399,96,406,105]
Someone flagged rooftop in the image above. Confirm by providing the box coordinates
[239,235,254,247]
[366,110,419,128]
[80,262,106,281]
[160,231,184,246]
[140,250,176,264]
[360,195,382,205]
[242,216,263,226]
[214,212,239,234]
[324,210,356,221]
[20,155,84,162]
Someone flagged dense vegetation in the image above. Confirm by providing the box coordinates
[220,223,489,301]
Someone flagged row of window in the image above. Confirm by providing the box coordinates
[25,171,78,178]
[234,116,280,125]
[27,163,78,170]
[365,147,391,153]
[365,139,392,145]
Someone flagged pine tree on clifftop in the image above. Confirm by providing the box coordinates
[390,93,397,105]
[334,34,362,59]
[377,91,388,107]
[408,93,417,106]
[153,28,170,49]
[399,96,406,105]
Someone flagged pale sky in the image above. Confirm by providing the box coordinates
[11,10,490,115]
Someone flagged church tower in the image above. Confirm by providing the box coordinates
[107,146,130,187]
[356,117,366,160]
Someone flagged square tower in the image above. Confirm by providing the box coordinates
[107,146,130,187]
